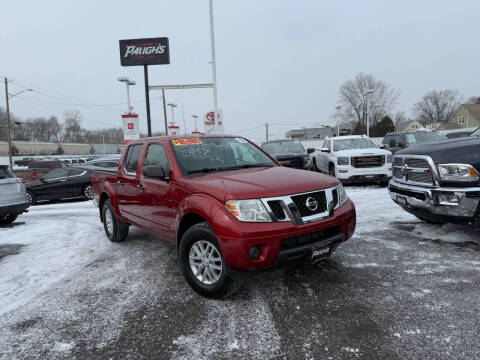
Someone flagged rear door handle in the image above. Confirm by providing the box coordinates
[117,180,124,185]
[137,184,144,190]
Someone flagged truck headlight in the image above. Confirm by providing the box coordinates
[386,154,393,163]
[437,164,480,182]
[335,183,348,207]
[303,156,311,166]
[225,199,272,222]
[337,157,349,165]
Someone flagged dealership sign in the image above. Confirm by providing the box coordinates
[119,37,170,66]
[122,113,140,142]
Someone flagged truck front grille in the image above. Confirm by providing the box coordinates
[267,200,286,220]
[291,191,327,217]
[352,155,385,168]
[392,155,435,186]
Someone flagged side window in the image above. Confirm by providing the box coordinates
[144,143,170,174]
[382,136,390,145]
[68,168,86,177]
[44,168,69,180]
[124,144,143,175]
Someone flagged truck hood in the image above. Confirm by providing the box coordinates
[396,137,480,166]
[183,166,339,202]
[334,148,391,157]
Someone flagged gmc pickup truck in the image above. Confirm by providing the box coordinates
[92,135,356,297]
[389,127,480,232]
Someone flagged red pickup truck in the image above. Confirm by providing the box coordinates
[92,135,356,297]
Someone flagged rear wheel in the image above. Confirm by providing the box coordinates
[0,214,18,225]
[82,184,94,200]
[102,199,129,242]
[179,222,231,298]
[329,164,335,177]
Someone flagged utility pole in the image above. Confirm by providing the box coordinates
[209,0,219,133]
[4,78,13,169]
[144,65,152,137]
[192,114,199,132]
[265,123,269,141]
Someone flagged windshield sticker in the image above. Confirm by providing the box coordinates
[235,137,248,143]
[172,138,202,146]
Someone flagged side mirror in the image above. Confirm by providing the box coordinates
[321,148,330,153]
[40,176,46,182]
[143,165,168,180]
[307,148,315,154]
[379,144,386,149]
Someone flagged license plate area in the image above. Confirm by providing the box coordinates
[397,195,407,206]
[311,245,330,262]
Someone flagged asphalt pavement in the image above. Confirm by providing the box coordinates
[0,187,479,360]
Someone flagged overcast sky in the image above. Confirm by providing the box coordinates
[1,0,479,142]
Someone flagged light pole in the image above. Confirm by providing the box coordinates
[362,89,374,137]
[117,77,136,113]
[3,78,33,168]
[335,105,342,137]
[209,0,219,133]
[167,103,177,125]
[191,114,199,132]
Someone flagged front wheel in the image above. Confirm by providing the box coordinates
[26,191,36,205]
[0,214,18,225]
[102,199,129,242]
[179,222,231,298]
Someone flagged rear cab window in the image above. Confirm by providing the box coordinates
[124,144,143,176]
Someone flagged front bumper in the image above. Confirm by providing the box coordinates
[0,201,30,217]
[214,199,356,270]
[335,164,392,182]
[388,179,480,222]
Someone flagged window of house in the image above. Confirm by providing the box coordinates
[458,116,465,125]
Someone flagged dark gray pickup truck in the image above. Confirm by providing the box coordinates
[389,127,480,232]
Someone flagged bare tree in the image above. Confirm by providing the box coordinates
[412,90,461,128]
[466,96,480,104]
[63,110,83,143]
[336,73,400,131]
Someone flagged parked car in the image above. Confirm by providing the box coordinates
[14,157,34,167]
[381,130,447,154]
[389,127,480,230]
[311,135,392,185]
[261,139,312,170]
[79,156,121,172]
[0,165,29,225]
[92,135,356,297]
[26,167,94,205]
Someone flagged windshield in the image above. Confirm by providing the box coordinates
[469,127,480,137]
[262,141,305,155]
[405,131,447,145]
[333,138,377,151]
[170,137,276,175]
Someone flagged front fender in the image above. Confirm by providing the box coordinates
[175,193,224,235]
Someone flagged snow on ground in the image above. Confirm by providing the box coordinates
[0,185,479,359]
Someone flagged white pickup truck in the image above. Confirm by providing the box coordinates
[310,135,392,185]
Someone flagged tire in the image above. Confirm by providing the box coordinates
[26,191,36,205]
[102,199,129,242]
[179,222,231,298]
[82,184,94,200]
[414,215,444,225]
[329,164,335,177]
[0,214,18,225]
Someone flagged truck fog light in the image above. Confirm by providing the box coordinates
[248,245,261,260]
[435,192,460,206]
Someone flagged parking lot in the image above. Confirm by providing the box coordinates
[0,186,479,359]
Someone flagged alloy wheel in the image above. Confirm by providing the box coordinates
[105,208,114,235]
[189,240,223,285]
